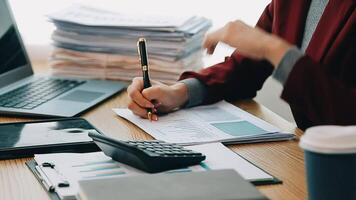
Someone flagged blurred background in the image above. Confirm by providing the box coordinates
[8,0,294,122]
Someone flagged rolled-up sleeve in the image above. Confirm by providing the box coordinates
[179,78,207,108]
[273,47,304,84]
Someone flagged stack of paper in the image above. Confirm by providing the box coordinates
[48,5,212,84]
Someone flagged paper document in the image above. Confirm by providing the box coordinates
[33,143,275,200]
[114,101,295,145]
[48,4,191,28]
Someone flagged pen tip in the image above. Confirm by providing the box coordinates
[147,111,152,121]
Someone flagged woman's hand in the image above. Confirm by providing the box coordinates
[203,20,292,67]
[127,77,189,120]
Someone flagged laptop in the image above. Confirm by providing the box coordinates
[0,0,126,117]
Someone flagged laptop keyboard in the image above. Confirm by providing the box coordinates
[0,78,86,110]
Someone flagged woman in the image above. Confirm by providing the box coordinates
[127,0,355,130]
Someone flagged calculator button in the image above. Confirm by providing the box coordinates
[143,150,157,155]
[170,149,181,151]
[127,141,137,144]
[143,142,152,145]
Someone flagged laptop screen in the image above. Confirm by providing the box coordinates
[0,0,28,76]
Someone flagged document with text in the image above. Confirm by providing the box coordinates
[114,101,295,145]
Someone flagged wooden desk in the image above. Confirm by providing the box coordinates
[0,61,306,200]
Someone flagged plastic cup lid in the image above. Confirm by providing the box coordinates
[299,125,356,154]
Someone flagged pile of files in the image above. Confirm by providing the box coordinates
[48,5,212,84]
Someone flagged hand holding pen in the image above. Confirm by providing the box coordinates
[126,38,189,121]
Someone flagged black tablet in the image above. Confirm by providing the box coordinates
[0,118,101,160]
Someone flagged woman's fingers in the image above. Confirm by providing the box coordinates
[128,87,154,108]
[127,78,187,120]
[151,114,159,121]
[141,86,163,102]
[127,78,154,108]
[127,78,162,121]
[128,101,149,118]
[127,100,159,121]
[204,38,217,54]
[207,42,217,54]
[203,30,222,55]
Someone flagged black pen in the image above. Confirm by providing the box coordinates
[137,38,153,121]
